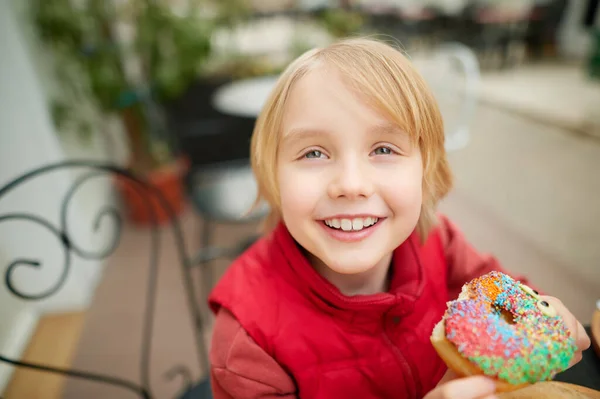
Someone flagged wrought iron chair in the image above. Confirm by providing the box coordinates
[181,118,270,311]
[0,160,241,399]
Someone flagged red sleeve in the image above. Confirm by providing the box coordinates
[436,213,535,299]
[210,308,298,399]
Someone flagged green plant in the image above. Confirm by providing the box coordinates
[33,0,246,172]
[315,8,364,39]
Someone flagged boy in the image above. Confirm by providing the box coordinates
[208,38,589,399]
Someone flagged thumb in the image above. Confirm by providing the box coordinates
[426,375,497,399]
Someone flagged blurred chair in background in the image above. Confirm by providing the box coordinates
[457,0,536,69]
[185,154,269,312]
[525,0,569,60]
[415,42,481,152]
[168,81,271,314]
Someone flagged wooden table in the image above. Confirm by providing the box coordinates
[212,75,280,119]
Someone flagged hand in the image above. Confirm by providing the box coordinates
[541,295,591,367]
[424,369,497,399]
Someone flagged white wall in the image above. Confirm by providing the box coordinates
[0,0,121,392]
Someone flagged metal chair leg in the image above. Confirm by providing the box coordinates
[200,218,214,302]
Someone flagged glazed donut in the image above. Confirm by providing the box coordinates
[431,271,577,392]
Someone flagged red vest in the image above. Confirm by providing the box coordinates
[209,222,450,398]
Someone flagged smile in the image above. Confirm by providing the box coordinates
[319,216,383,243]
[323,217,380,231]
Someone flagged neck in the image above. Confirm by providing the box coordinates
[308,252,393,296]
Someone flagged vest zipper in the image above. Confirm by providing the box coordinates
[382,331,419,398]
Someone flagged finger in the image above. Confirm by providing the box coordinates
[569,351,583,368]
[541,296,590,368]
[575,321,591,351]
[437,368,460,385]
[541,296,591,350]
[436,376,496,399]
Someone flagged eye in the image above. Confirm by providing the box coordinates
[519,283,540,299]
[372,146,394,156]
[303,149,326,159]
[537,299,557,317]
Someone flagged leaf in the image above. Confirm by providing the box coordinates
[50,101,70,129]
[77,121,94,144]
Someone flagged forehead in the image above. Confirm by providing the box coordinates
[280,65,409,143]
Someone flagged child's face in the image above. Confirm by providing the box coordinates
[276,66,423,276]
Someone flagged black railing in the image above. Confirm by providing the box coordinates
[0,160,209,398]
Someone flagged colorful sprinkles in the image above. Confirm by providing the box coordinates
[444,271,577,385]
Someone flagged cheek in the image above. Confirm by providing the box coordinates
[277,164,322,219]
[381,161,423,211]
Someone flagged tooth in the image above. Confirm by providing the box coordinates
[325,220,332,227]
[332,218,341,228]
[364,217,372,226]
[341,219,352,231]
[352,218,364,231]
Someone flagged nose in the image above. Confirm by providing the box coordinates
[327,157,375,200]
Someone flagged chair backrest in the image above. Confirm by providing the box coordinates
[472,0,536,14]
[412,42,481,152]
[0,161,208,399]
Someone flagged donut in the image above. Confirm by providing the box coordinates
[430,271,578,392]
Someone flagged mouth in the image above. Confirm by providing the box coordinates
[321,216,381,232]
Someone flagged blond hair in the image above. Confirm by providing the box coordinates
[250,37,453,242]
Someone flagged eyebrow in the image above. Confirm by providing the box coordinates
[281,127,327,146]
[281,122,410,145]
[371,121,414,144]
[366,120,405,135]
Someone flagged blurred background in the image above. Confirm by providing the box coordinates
[1,0,599,398]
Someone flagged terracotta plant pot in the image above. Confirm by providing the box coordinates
[116,156,190,226]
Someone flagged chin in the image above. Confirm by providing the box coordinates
[324,255,381,275]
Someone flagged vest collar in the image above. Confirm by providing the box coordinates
[271,222,425,324]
